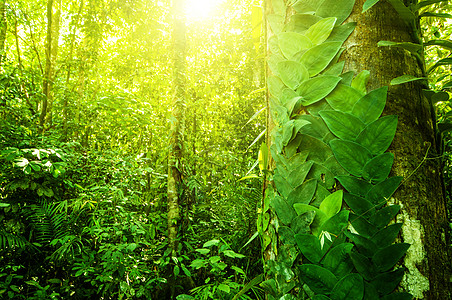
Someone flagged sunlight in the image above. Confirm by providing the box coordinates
[185,0,224,20]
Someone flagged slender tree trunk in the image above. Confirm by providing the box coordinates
[39,0,54,133]
[0,0,7,65]
[343,1,451,298]
[167,0,186,297]
[44,0,62,129]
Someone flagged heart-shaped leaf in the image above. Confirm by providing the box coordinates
[278,32,312,59]
[297,76,342,106]
[319,190,343,218]
[305,17,337,45]
[298,264,338,294]
[356,115,398,155]
[336,175,373,196]
[330,140,373,177]
[362,152,394,183]
[278,61,310,90]
[326,84,364,112]
[331,273,364,300]
[319,110,366,141]
[351,86,388,124]
[299,42,342,76]
[295,233,324,263]
[322,243,354,278]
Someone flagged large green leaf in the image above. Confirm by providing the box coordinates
[366,176,403,207]
[291,211,316,234]
[286,13,323,33]
[320,210,349,236]
[326,84,364,112]
[308,162,337,189]
[287,178,317,206]
[271,195,296,225]
[268,14,284,35]
[271,0,286,16]
[298,264,338,294]
[381,292,413,300]
[293,203,328,235]
[362,152,394,183]
[372,223,403,248]
[364,281,380,300]
[370,268,405,296]
[305,17,337,45]
[278,61,310,90]
[351,70,370,94]
[345,232,378,257]
[319,110,365,141]
[368,205,400,229]
[330,140,372,177]
[343,193,375,217]
[326,22,356,43]
[273,173,293,198]
[362,0,380,12]
[279,226,296,245]
[350,252,377,281]
[268,54,285,77]
[319,190,343,218]
[278,32,313,59]
[372,243,410,272]
[322,243,354,278]
[316,0,355,24]
[349,213,377,238]
[355,115,398,155]
[299,42,342,76]
[351,86,388,124]
[297,76,342,106]
[295,233,324,263]
[292,0,323,13]
[330,273,364,300]
[296,115,331,141]
[336,175,372,196]
[268,75,286,99]
[287,161,314,188]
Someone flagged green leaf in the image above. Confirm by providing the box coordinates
[287,179,317,206]
[320,210,349,236]
[196,248,210,255]
[203,239,220,247]
[344,193,375,217]
[287,161,314,188]
[345,232,378,257]
[366,176,403,207]
[274,173,292,198]
[268,14,284,35]
[323,61,345,76]
[293,204,328,234]
[428,58,452,73]
[350,214,377,237]
[390,75,428,85]
[326,84,364,113]
[432,91,449,103]
[295,233,323,263]
[370,268,405,296]
[271,0,286,16]
[316,0,355,24]
[279,226,296,245]
[319,111,366,141]
[327,22,357,43]
[372,243,410,272]
[218,283,230,293]
[305,17,337,45]
[368,205,401,229]
[331,273,364,300]
[278,32,313,59]
[372,223,403,248]
[351,86,388,124]
[362,0,380,12]
[297,76,342,106]
[174,265,180,276]
[424,39,452,51]
[272,195,296,225]
[223,250,245,259]
[362,152,394,183]
[14,157,29,168]
[336,176,373,196]
[322,243,354,278]
[292,0,322,13]
[330,140,373,177]
[420,12,452,18]
[176,295,195,300]
[351,70,370,94]
[299,42,342,77]
[355,115,398,155]
[350,252,377,281]
[298,264,338,294]
[286,13,323,33]
[268,76,286,99]
[381,292,413,300]
[387,0,415,27]
[319,190,343,218]
[377,41,422,54]
[278,61,310,90]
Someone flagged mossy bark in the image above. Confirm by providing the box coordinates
[343,0,451,298]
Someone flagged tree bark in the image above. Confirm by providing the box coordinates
[343,1,452,298]
[167,0,186,297]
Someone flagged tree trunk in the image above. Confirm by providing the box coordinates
[167,0,186,297]
[0,0,7,65]
[342,1,451,298]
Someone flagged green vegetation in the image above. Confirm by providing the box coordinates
[0,0,451,299]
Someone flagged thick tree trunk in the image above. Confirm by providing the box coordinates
[343,1,451,298]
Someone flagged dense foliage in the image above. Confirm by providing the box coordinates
[0,0,451,299]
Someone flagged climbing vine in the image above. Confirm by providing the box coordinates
[259,0,417,299]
